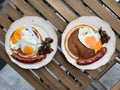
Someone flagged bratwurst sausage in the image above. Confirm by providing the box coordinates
[11,53,45,63]
[77,47,107,65]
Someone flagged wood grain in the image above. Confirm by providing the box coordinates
[28,0,67,32]
[34,68,66,90]
[46,0,78,22]
[46,60,83,90]
[3,3,22,21]
[65,0,92,16]
[102,0,120,18]
[0,13,11,29]
[83,0,120,35]
[54,50,91,86]
[11,0,39,16]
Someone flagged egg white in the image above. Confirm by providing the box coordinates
[10,26,41,55]
[78,27,100,49]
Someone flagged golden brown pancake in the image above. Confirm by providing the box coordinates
[65,24,97,59]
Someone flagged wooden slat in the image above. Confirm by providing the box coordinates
[46,61,83,90]
[46,0,78,22]
[116,37,120,52]
[54,50,91,86]
[2,3,67,89]
[83,0,120,35]
[64,0,92,16]
[27,0,67,32]
[11,0,38,16]
[0,45,46,90]
[86,69,101,79]
[0,13,11,29]
[3,3,22,20]
[102,0,120,17]
[111,80,120,90]
[34,68,66,90]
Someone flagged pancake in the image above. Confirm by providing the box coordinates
[65,25,96,59]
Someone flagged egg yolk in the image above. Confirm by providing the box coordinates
[10,26,24,44]
[85,36,102,50]
[91,40,102,50]
[24,45,33,55]
[85,36,97,47]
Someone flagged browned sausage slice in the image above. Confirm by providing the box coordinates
[77,47,107,65]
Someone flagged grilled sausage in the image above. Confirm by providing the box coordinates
[11,53,45,63]
[77,47,107,65]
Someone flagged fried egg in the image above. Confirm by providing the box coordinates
[78,26,102,51]
[10,26,41,55]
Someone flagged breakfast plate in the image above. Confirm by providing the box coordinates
[5,16,58,69]
[61,16,116,70]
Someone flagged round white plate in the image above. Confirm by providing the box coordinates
[61,16,116,70]
[5,16,58,69]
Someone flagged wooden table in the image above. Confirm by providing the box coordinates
[0,0,120,90]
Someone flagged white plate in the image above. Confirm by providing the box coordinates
[61,16,116,70]
[5,16,58,69]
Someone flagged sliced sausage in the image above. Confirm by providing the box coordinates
[77,47,107,65]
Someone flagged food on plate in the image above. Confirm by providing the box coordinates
[10,25,53,63]
[61,16,116,70]
[5,16,57,69]
[65,24,110,65]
